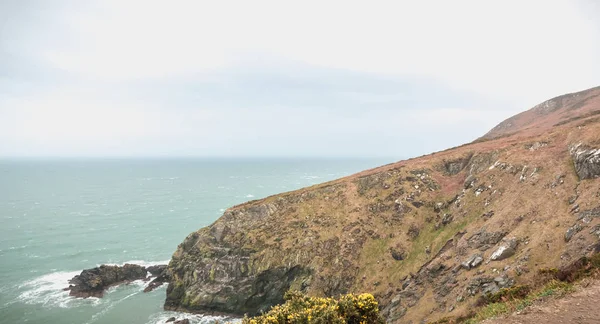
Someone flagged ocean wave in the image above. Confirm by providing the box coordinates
[16,270,101,308]
[83,290,139,324]
[146,311,240,324]
[99,259,170,267]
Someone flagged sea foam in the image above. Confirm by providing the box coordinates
[17,270,100,308]
[146,311,239,324]
[16,260,169,308]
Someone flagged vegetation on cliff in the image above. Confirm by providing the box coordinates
[242,291,384,324]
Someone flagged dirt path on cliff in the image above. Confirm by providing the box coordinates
[483,280,600,324]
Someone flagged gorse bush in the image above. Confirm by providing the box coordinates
[242,291,385,324]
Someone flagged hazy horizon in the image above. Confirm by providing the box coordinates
[2,0,600,158]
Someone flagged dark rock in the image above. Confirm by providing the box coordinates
[565,224,583,242]
[390,247,405,261]
[173,320,190,324]
[441,214,453,226]
[147,265,167,276]
[443,155,473,175]
[464,175,477,189]
[410,201,424,208]
[494,275,514,288]
[570,144,600,179]
[66,264,147,298]
[481,282,500,295]
[577,206,600,221]
[466,277,495,296]
[590,224,600,238]
[468,228,506,251]
[166,317,176,323]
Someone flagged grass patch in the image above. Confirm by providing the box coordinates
[461,280,575,323]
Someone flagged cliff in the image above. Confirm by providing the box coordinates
[164,86,600,323]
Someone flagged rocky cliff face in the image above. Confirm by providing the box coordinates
[165,86,600,322]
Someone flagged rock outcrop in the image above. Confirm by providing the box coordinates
[65,263,168,298]
[570,144,600,180]
[164,86,600,323]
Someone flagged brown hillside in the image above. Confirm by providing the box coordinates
[480,85,600,141]
[164,86,600,323]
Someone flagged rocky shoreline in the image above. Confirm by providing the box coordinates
[64,263,170,298]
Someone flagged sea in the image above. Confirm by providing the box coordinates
[0,158,392,324]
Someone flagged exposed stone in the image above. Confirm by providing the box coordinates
[490,238,517,261]
[443,155,473,175]
[570,144,600,179]
[466,277,495,296]
[390,247,405,261]
[590,224,600,238]
[461,254,483,270]
[565,224,583,242]
[468,228,506,251]
[166,318,176,323]
[147,265,167,276]
[173,320,190,324]
[577,206,600,221]
[494,275,514,288]
[482,282,500,295]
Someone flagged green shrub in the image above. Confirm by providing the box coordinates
[485,285,531,304]
[242,291,385,324]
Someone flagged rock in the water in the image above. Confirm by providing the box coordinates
[143,264,171,293]
[166,317,176,323]
[173,319,190,324]
[65,264,147,298]
[490,238,517,261]
[144,266,171,293]
[570,144,600,179]
[147,264,167,276]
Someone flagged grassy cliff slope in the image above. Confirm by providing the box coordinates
[165,86,600,323]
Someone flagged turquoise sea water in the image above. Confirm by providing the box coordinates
[0,158,391,324]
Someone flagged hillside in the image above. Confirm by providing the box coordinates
[163,86,600,323]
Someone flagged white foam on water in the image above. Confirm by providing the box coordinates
[245,194,254,198]
[16,270,102,308]
[146,311,240,324]
[101,259,170,267]
[15,260,169,309]
[83,290,139,324]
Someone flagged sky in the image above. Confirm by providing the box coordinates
[1,0,599,158]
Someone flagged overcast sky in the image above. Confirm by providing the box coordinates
[1,0,599,158]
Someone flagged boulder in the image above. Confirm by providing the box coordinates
[461,254,483,270]
[390,247,405,261]
[570,144,600,179]
[490,238,517,261]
